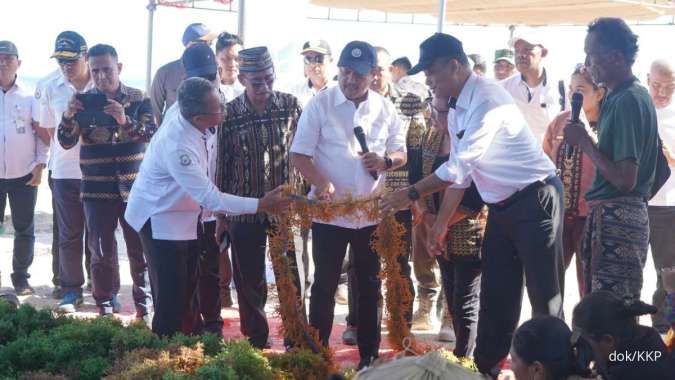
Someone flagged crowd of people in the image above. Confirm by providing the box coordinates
[0,16,674,379]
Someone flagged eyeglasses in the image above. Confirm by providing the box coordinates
[303,55,325,65]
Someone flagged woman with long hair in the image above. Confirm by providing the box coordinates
[542,65,606,297]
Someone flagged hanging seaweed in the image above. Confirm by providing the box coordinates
[268,186,416,356]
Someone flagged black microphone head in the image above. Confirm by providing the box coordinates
[571,92,583,109]
[571,92,583,121]
[353,126,365,137]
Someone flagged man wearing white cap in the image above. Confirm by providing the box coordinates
[150,23,217,125]
[500,31,562,144]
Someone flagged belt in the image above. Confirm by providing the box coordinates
[489,174,557,209]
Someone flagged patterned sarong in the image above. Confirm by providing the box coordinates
[581,196,649,301]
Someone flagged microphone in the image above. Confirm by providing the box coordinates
[566,92,584,159]
[353,126,379,180]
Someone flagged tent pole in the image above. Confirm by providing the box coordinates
[436,0,446,32]
[146,0,156,94]
[238,0,246,44]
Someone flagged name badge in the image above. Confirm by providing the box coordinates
[15,119,26,134]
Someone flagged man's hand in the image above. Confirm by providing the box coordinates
[104,99,127,125]
[63,95,84,120]
[563,120,590,148]
[215,217,229,245]
[411,200,427,227]
[26,165,44,187]
[257,186,291,215]
[379,188,411,218]
[427,217,448,258]
[360,152,386,172]
[314,180,335,201]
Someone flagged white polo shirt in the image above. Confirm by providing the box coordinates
[287,79,336,108]
[435,73,556,204]
[650,104,675,206]
[290,85,406,229]
[38,72,94,179]
[124,110,259,241]
[500,70,561,144]
[0,79,48,179]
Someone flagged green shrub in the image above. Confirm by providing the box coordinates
[210,340,275,380]
[268,349,332,380]
[0,301,63,345]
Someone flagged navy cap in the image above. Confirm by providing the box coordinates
[408,33,465,75]
[182,43,217,79]
[337,41,376,76]
[0,41,18,57]
[182,23,217,47]
[51,31,87,60]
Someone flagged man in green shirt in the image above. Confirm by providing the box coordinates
[564,18,658,302]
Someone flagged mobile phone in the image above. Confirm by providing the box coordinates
[76,93,108,111]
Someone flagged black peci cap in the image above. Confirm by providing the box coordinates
[408,33,466,75]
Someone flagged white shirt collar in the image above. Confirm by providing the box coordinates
[177,112,208,140]
[456,73,479,111]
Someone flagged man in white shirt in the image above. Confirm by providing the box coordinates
[125,77,288,337]
[290,41,407,369]
[39,31,94,302]
[646,58,675,334]
[500,32,561,144]
[0,41,48,295]
[287,40,335,108]
[381,33,564,378]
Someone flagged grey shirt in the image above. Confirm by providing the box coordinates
[150,59,185,125]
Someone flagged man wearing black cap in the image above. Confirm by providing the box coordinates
[58,44,155,318]
[215,46,304,349]
[380,33,564,378]
[150,23,217,125]
[0,41,48,295]
[38,31,94,306]
[290,41,407,368]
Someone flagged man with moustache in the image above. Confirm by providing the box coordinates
[288,40,335,108]
[290,41,407,369]
[380,33,564,378]
[646,59,675,333]
[39,31,94,306]
[215,47,304,349]
[58,44,154,317]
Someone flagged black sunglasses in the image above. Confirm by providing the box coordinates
[303,55,325,65]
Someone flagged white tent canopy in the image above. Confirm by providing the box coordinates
[310,0,675,26]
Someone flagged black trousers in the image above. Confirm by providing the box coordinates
[48,172,60,287]
[0,174,37,286]
[437,256,481,357]
[647,206,675,333]
[310,222,382,360]
[346,210,414,328]
[84,200,151,315]
[229,220,303,348]
[139,221,202,337]
[474,176,565,373]
[198,220,223,334]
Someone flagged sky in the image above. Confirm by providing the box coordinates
[3,0,675,91]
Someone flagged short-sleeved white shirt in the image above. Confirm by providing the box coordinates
[290,86,406,229]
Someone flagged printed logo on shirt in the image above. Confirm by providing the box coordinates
[177,150,192,166]
[34,89,41,100]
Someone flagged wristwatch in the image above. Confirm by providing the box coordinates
[407,186,421,201]
[384,156,393,170]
